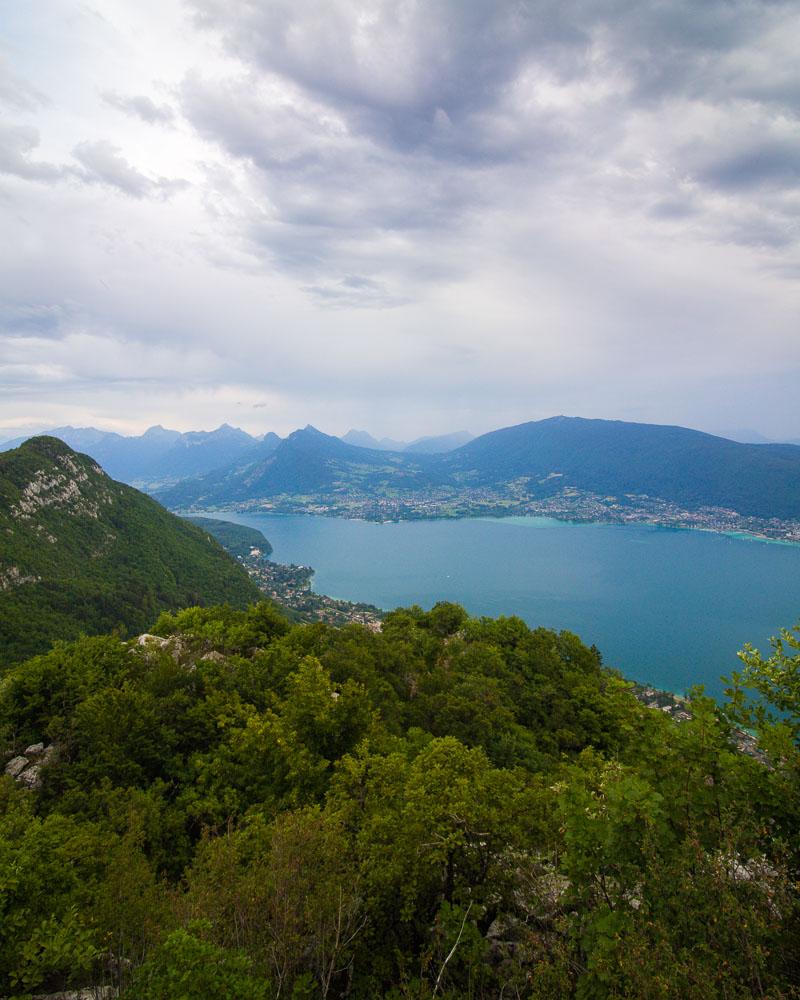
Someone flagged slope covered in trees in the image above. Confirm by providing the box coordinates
[186,516,274,559]
[0,437,261,664]
[1,601,797,998]
[440,416,800,518]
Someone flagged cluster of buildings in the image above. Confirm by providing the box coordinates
[241,546,383,630]
[232,485,800,544]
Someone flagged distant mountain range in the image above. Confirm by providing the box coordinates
[155,416,800,521]
[0,423,271,489]
[3,418,800,524]
[0,424,470,487]
[158,425,446,508]
[718,429,800,446]
[341,429,474,453]
[0,436,261,664]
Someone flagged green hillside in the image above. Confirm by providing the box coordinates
[0,602,796,997]
[442,416,800,519]
[186,516,273,559]
[0,437,261,665]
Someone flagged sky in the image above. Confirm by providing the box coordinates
[0,0,799,441]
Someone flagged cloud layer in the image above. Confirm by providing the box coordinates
[0,0,798,440]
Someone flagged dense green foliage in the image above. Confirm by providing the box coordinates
[157,418,800,520]
[1,601,797,998]
[186,517,274,559]
[0,438,261,665]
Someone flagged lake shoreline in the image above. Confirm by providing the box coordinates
[190,510,800,705]
[182,504,800,548]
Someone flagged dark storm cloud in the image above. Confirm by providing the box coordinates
[182,0,800,284]
[699,139,800,191]
[187,0,797,132]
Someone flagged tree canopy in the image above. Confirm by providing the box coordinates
[0,602,797,998]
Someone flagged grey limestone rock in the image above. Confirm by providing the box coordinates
[4,755,28,778]
[199,650,225,663]
[18,764,41,789]
[136,633,165,646]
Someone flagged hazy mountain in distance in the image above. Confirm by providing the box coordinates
[149,431,286,508]
[0,424,271,488]
[404,430,474,454]
[341,429,473,453]
[718,428,800,446]
[159,425,442,507]
[341,429,407,451]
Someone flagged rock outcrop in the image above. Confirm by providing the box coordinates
[3,742,55,789]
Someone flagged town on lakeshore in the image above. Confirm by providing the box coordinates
[192,485,800,545]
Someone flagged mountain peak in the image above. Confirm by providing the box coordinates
[19,435,77,460]
[142,424,179,439]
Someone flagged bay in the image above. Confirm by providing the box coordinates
[207,512,800,701]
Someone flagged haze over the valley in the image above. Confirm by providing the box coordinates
[1,0,799,440]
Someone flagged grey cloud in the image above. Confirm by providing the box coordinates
[181,0,800,279]
[698,138,800,191]
[188,1,797,143]
[188,0,594,156]
[102,90,176,125]
[72,140,188,199]
[2,0,800,440]
[649,198,697,220]
[182,72,481,296]
[0,127,188,202]
[304,274,409,309]
[0,125,64,182]
[0,301,80,337]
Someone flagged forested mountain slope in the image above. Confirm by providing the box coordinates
[0,437,261,664]
[441,416,800,518]
[0,601,797,997]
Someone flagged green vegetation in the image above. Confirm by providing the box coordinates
[186,517,274,559]
[0,437,261,665]
[1,600,797,998]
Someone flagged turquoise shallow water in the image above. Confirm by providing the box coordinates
[206,513,800,701]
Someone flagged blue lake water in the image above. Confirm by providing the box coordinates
[208,513,800,701]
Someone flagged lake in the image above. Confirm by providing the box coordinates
[207,513,800,701]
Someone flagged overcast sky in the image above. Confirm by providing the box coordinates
[1,0,799,441]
